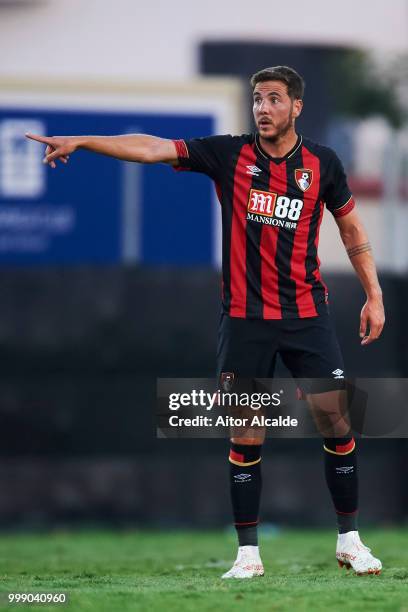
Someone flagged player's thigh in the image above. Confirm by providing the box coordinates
[217,314,277,443]
[279,313,349,434]
[279,312,345,385]
[216,313,278,379]
[280,313,345,410]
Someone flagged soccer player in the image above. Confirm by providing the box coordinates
[26,65,385,578]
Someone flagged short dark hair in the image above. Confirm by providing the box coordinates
[250,66,305,100]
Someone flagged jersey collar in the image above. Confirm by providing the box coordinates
[255,133,302,164]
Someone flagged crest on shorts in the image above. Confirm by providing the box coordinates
[295,168,313,192]
[220,372,235,392]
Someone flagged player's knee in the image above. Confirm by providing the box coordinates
[306,388,350,435]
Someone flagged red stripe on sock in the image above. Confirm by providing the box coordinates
[234,520,259,526]
[336,509,358,515]
[336,438,355,454]
[230,449,245,463]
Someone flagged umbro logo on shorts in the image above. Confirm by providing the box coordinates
[332,369,344,379]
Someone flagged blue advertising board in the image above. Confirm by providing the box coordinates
[0,109,214,265]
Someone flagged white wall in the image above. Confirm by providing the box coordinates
[0,0,407,80]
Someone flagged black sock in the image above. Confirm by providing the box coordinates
[324,437,358,534]
[229,443,262,546]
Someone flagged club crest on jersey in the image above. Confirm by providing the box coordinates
[295,168,313,192]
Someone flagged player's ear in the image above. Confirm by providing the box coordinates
[293,99,303,118]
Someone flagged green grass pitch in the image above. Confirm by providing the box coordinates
[0,529,407,611]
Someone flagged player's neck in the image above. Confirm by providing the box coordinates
[258,130,299,159]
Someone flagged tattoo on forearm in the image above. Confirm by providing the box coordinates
[347,242,372,259]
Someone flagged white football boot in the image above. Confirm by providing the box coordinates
[336,531,382,575]
[221,545,264,579]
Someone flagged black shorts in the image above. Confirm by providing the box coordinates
[216,307,345,393]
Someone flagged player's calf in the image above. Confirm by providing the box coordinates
[323,436,358,533]
[323,437,382,575]
[229,442,262,546]
[222,442,264,579]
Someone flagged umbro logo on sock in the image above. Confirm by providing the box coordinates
[332,369,344,379]
[336,466,354,474]
[234,473,251,482]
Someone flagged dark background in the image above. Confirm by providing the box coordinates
[1,268,407,528]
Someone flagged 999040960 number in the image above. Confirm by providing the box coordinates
[7,593,67,604]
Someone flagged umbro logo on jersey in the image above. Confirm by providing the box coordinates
[332,369,344,379]
[295,168,313,192]
[246,165,262,176]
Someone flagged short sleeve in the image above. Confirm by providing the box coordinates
[324,151,355,218]
[173,135,235,180]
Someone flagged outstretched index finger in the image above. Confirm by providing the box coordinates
[25,133,53,145]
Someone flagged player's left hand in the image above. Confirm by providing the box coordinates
[359,296,385,345]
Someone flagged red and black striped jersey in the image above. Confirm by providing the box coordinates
[173,133,355,320]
